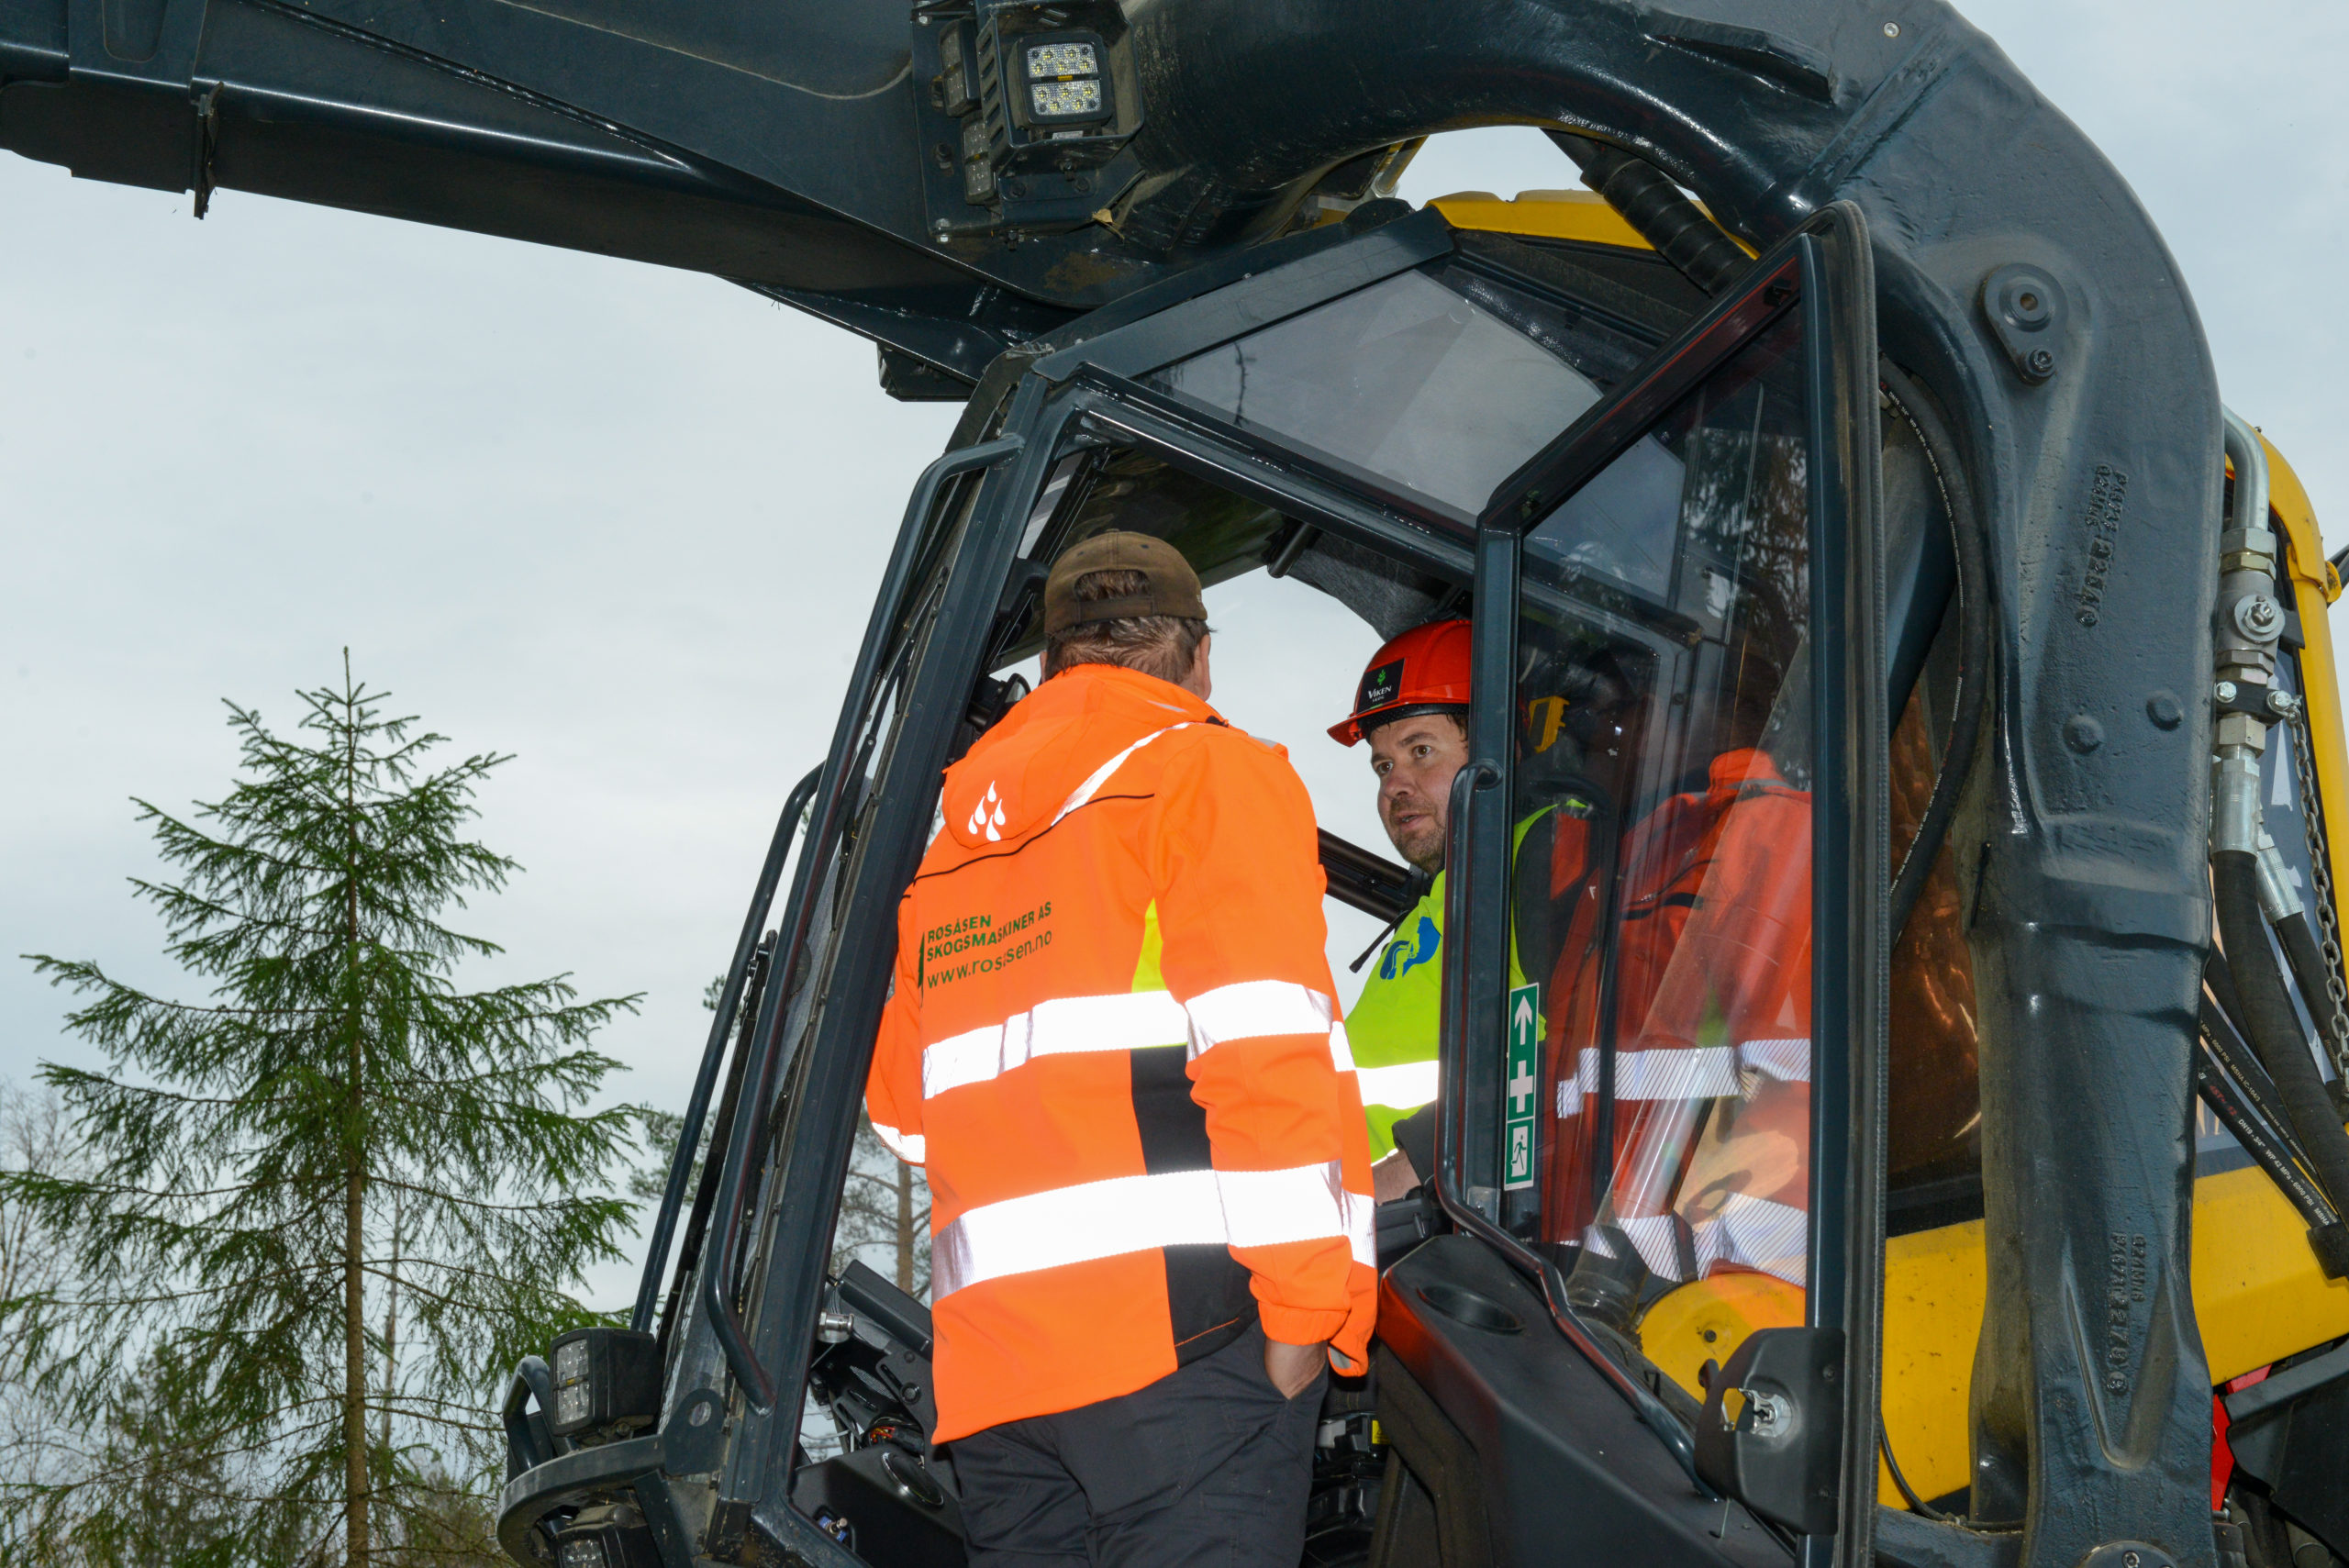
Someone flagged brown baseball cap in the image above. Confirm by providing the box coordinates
[1041,530,1208,635]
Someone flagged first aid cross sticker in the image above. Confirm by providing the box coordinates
[1503,983,1540,1190]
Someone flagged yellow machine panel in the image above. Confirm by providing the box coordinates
[1431,188,1758,256]
[1642,1161,2349,1507]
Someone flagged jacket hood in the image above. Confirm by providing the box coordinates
[941,665,1218,851]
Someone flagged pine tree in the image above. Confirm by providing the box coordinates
[0,1083,94,1553]
[2,659,641,1565]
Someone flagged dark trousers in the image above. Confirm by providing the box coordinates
[951,1322,1325,1568]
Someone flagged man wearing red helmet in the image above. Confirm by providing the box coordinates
[1328,620,1475,1199]
[1334,622,1613,1204]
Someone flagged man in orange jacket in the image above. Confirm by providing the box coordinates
[867,530,1376,1567]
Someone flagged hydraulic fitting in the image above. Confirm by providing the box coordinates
[2232,593,2285,644]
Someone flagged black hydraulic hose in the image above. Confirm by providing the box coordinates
[2210,855,2349,1219]
[2194,1030,2349,1279]
[2275,909,2349,1086]
[2201,973,2300,1162]
[1547,130,1752,295]
[2194,1031,2338,1229]
[1878,364,1990,944]
[630,764,824,1333]
[1877,1422,2020,1529]
[1879,1428,1951,1521]
[2207,943,2349,1276]
[2206,947,2253,1049]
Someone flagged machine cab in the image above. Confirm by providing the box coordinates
[501,194,2349,1568]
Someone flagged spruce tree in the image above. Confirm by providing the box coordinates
[2,659,641,1565]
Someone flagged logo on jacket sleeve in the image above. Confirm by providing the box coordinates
[966,781,1008,842]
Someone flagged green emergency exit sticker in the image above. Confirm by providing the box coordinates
[1504,983,1540,1190]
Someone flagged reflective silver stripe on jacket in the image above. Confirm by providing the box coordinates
[1553,1039,1812,1117]
[1586,1191,1806,1287]
[923,991,1189,1099]
[922,980,1348,1099]
[1186,979,1338,1058]
[1052,722,1192,825]
[871,1122,927,1164]
[1354,1059,1440,1111]
[931,1160,1375,1300]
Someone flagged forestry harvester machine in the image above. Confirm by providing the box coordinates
[10,0,2349,1563]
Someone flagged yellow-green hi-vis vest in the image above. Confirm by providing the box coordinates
[1348,877,1447,1160]
[1347,813,1558,1160]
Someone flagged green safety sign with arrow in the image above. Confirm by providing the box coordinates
[1504,982,1540,1190]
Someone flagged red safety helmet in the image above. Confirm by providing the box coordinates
[1330,618,1473,746]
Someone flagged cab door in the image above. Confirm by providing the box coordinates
[1395,201,1886,1565]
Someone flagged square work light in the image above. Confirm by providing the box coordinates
[1016,30,1112,128]
[546,1326,662,1440]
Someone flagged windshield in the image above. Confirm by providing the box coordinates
[1147,254,1659,521]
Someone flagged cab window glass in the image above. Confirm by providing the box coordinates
[1147,261,1653,521]
[1501,311,1817,1347]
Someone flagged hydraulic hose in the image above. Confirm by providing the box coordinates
[1547,131,1752,295]
[2192,1028,2349,1277]
[2275,909,2349,1096]
[2201,978,2300,1163]
[1879,1426,1951,1521]
[2205,947,2251,1049]
[1879,363,1991,944]
[2210,855,2349,1221]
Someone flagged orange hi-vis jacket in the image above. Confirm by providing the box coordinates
[1540,747,1813,1282]
[867,663,1377,1442]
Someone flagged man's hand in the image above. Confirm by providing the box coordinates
[1372,1148,1420,1204]
[1264,1337,1328,1399]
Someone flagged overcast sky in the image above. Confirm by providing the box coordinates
[5,0,2343,1310]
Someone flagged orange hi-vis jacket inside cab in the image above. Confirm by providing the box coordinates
[1542,747,1813,1282]
[866,662,1377,1443]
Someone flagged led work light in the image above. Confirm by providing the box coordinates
[1016,30,1112,127]
[545,1326,662,1441]
[552,1502,658,1568]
